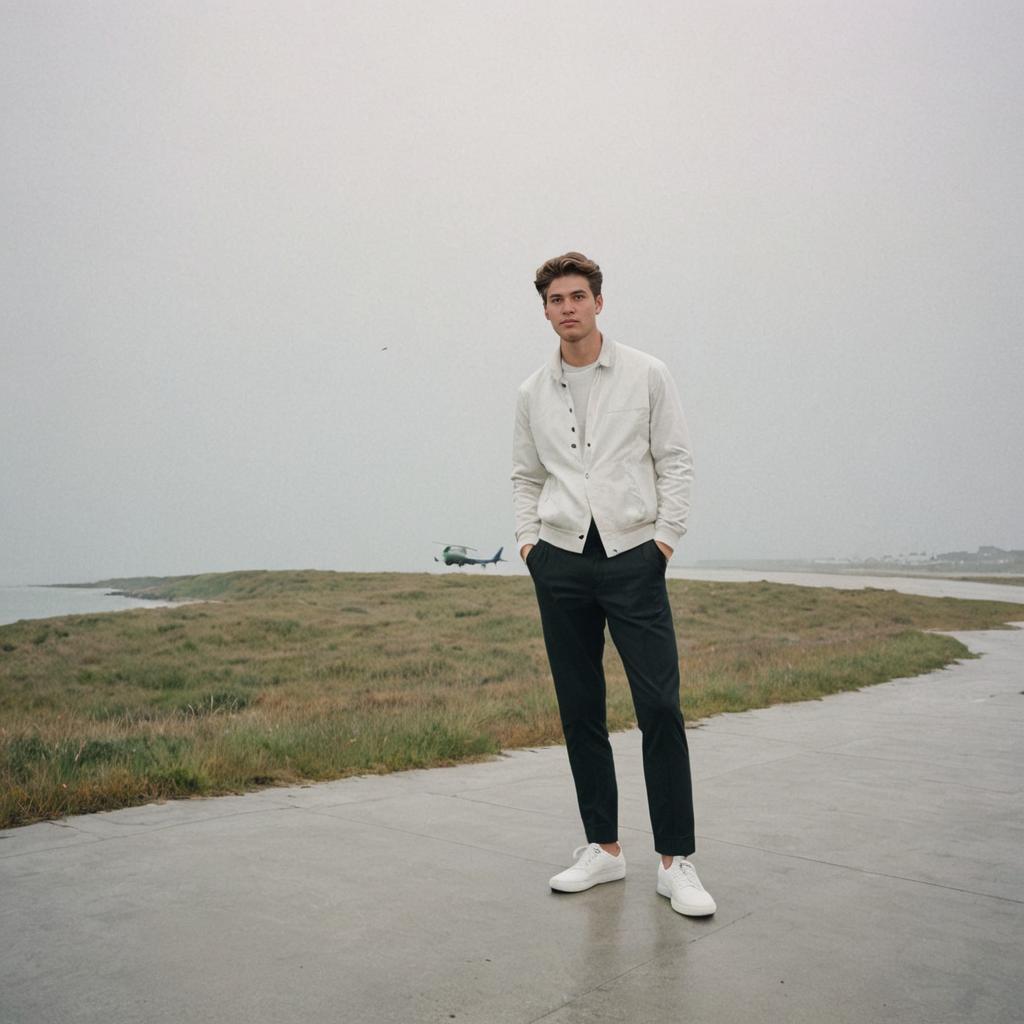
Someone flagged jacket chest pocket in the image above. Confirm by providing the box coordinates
[596,406,649,447]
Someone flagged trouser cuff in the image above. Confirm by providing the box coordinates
[655,835,695,857]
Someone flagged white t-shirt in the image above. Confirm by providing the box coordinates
[561,358,598,449]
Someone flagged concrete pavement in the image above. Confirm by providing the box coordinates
[671,567,1024,605]
[2,616,1023,1022]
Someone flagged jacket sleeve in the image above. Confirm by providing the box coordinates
[649,362,694,550]
[511,386,546,549]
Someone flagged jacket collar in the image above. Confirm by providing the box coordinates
[547,335,616,382]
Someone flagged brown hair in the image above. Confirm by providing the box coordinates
[534,251,603,302]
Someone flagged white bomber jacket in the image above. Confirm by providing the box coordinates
[511,337,693,557]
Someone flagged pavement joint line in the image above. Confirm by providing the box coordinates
[689,738,1024,785]
[284,763,571,806]
[812,748,1024,774]
[436,768,573,793]
[696,747,1023,797]
[922,780,1023,796]
[447,792,577,822]
[445,792,667,845]
[278,792,422,811]
[0,837,105,860]
[0,803,304,860]
[692,751,811,782]
[298,798,690,865]
[306,791,668,852]
[446,795,730,851]
[696,736,890,761]
[698,835,1024,905]
[702,728,831,749]
[839,705,1024,721]
[299,804,571,868]
[807,752,1023,794]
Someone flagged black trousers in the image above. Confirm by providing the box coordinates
[527,522,695,856]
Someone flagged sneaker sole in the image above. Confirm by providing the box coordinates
[656,879,716,916]
[550,867,626,893]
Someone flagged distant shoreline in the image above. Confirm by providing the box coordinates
[37,566,1024,593]
[39,585,172,602]
[689,563,1024,586]
[0,584,193,629]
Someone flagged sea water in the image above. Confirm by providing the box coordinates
[0,585,181,627]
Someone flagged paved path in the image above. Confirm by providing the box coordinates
[672,567,1024,605]
[2,592,1023,1022]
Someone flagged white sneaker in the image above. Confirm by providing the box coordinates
[549,843,626,892]
[657,857,716,916]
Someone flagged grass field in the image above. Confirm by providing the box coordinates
[1,570,1020,828]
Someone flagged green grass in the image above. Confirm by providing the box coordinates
[1,571,1020,828]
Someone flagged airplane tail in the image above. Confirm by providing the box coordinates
[492,547,504,563]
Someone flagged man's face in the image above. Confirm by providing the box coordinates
[543,274,603,345]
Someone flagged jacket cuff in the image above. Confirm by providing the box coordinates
[654,527,683,553]
[516,530,540,550]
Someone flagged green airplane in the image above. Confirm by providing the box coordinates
[433,543,505,568]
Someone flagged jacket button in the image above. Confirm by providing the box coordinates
[570,443,577,448]
[571,427,575,432]
[561,383,567,388]
[578,534,585,540]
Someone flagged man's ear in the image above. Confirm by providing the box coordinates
[595,295,604,314]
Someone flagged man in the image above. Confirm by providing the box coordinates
[511,251,715,917]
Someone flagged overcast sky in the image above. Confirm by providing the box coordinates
[2,1,1021,584]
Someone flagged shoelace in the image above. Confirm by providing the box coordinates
[572,843,603,866]
[673,859,705,890]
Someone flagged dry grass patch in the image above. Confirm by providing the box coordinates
[1,571,1019,826]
